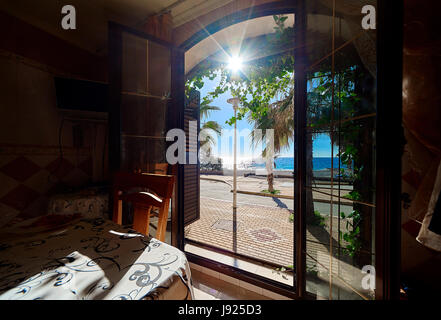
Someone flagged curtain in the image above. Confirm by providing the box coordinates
[402,0,441,251]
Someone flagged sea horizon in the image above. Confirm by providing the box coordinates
[217,156,347,171]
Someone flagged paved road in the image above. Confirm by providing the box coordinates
[200,179,353,216]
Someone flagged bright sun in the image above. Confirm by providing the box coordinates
[227,55,243,72]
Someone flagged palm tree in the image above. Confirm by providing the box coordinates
[249,78,318,223]
[199,104,222,159]
[248,92,294,192]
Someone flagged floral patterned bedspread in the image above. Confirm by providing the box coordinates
[0,216,193,300]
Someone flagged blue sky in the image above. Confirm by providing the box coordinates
[199,75,337,159]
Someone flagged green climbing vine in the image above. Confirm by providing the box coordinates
[339,131,363,258]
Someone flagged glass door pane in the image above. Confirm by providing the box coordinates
[183,13,296,291]
[109,24,175,245]
[120,31,171,173]
[303,0,377,300]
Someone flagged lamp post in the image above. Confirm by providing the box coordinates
[227,97,240,213]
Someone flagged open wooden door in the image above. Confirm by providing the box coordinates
[108,22,190,247]
[108,22,176,173]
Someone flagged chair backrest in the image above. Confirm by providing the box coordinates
[151,163,168,175]
[112,171,174,225]
[113,171,174,200]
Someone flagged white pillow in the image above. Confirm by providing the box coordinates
[48,193,109,219]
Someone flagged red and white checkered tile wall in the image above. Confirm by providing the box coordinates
[0,144,93,223]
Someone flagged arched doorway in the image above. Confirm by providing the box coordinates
[177,0,392,300]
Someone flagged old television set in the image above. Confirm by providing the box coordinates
[54,77,108,114]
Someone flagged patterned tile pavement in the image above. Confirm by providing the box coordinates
[185,197,295,267]
[185,197,369,294]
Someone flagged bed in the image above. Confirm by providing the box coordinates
[0,211,194,300]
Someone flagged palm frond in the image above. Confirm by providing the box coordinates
[202,121,222,135]
[200,105,221,120]
[248,89,294,157]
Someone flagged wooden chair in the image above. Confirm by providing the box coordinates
[112,171,174,242]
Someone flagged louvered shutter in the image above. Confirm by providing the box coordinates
[183,89,200,226]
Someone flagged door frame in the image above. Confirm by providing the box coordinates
[375,0,403,300]
[178,0,301,299]
[176,0,403,300]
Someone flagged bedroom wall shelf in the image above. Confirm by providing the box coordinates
[121,91,171,101]
[121,134,167,140]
